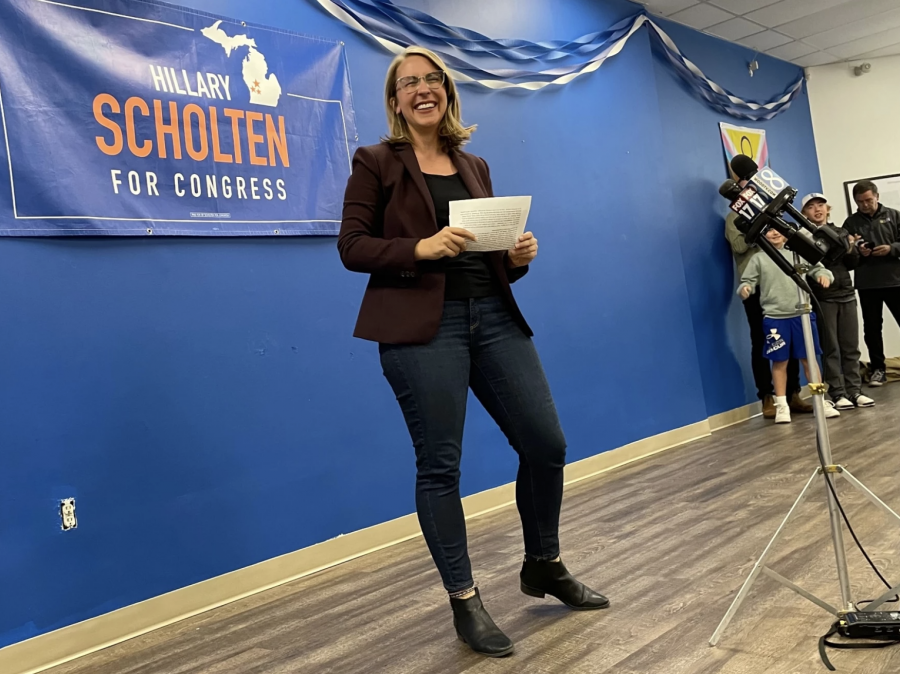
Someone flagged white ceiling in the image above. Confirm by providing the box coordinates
[637,0,900,67]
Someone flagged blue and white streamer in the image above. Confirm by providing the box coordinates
[647,23,803,121]
[313,0,804,121]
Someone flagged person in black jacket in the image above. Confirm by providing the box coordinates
[802,194,875,408]
[843,181,900,387]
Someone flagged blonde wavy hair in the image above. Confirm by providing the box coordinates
[382,46,475,151]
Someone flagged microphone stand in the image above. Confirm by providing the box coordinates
[710,243,900,647]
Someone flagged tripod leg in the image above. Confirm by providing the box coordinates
[839,470,900,527]
[710,469,820,646]
[761,567,839,615]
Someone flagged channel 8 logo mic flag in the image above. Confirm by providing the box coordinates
[0,0,359,236]
[730,167,788,221]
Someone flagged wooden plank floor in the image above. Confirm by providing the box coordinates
[45,385,900,674]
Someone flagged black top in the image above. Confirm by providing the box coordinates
[811,223,859,303]
[423,173,501,300]
[843,204,900,290]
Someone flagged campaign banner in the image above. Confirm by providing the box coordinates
[0,0,358,236]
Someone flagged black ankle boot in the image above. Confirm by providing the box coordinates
[449,588,514,657]
[520,557,610,610]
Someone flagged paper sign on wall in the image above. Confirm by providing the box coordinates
[720,122,769,177]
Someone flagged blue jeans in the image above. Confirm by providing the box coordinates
[379,297,567,594]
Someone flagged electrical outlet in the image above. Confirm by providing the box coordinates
[60,498,77,531]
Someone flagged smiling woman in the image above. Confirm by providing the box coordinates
[381,48,473,155]
[336,46,609,660]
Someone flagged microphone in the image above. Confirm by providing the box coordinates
[724,155,801,236]
[719,159,776,242]
[719,154,846,265]
[719,179,743,200]
[719,178,755,236]
[730,155,758,181]
[730,156,794,220]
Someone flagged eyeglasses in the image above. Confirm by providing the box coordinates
[396,70,445,93]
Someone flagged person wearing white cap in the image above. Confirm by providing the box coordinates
[801,193,875,409]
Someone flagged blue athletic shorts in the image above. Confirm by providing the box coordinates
[763,314,821,361]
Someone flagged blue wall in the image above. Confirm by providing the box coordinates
[0,0,815,648]
[649,19,821,416]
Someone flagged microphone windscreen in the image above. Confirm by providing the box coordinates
[730,154,758,180]
[719,179,742,200]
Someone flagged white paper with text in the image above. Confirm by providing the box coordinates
[449,196,532,252]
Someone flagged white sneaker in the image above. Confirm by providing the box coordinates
[823,400,840,419]
[834,397,855,410]
[775,403,791,424]
[853,394,875,408]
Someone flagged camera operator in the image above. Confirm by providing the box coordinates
[843,181,900,387]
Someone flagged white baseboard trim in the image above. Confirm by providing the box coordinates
[0,405,752,674]
[706,387,814,432]
[709,400,762,431]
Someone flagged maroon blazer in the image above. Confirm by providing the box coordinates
[338,142,532,344]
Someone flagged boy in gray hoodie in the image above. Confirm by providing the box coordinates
[738,228,835,424]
